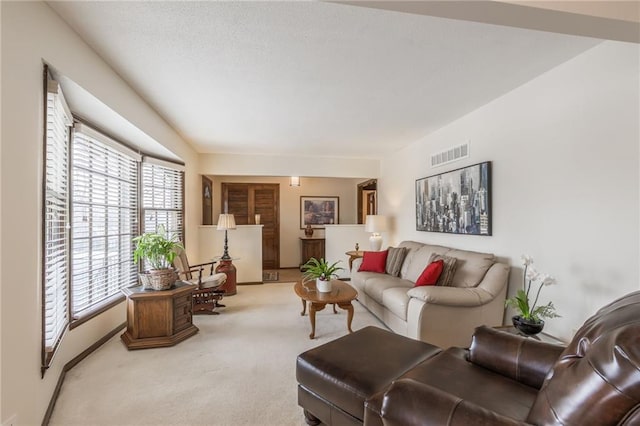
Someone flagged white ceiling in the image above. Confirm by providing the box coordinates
[48,1,604,160]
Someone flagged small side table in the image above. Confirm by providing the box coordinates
[215,259,237,296]
[345,250,364,271]
[294,280,358,339]
[121,281,199,350]
[494,325,565,345]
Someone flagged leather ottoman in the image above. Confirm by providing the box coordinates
[296,326,441,425]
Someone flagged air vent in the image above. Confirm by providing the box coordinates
[430,141,470,168]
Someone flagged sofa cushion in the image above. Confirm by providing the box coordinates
[382,287,412,321]
[364,276,413,305]
[385,246,407,277]
[415,259,443,287]
[447,249,496,288]
[350,269,380,293]
[359,250,388,273]
[397,241,432,279]
[402,244,450,283]
[427,253,458,287]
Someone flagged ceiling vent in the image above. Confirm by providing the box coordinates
[430,141,470,168]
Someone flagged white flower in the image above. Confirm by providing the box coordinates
[521,255,534,266]
[541,275,557,286]
[526,267,540,282]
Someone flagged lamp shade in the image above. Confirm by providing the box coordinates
[290,176,300,186]
[365,215,388,233]
[217,214,237,230]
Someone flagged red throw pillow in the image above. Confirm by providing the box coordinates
[415,260,444,287]
[358,250,389,273]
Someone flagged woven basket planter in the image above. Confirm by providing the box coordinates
[140,269,177,291]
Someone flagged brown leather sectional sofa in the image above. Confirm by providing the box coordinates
[297,291,640,425]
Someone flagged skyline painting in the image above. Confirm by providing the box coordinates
[416,161,491,235]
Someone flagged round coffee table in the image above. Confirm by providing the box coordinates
[294,280,358,339]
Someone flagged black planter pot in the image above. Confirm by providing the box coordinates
[512,315,544,336]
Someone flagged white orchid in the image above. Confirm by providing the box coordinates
[506,255,560,322]
[521,255,534,266]
[526,267,540,282]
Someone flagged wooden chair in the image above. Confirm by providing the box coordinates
[173,248,227,315]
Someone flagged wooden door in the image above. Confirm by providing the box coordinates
[222,183,280,269]
[366,192,376,215]
[357,179,377,224]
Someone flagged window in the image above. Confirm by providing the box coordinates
[71,124,140,316]
[41,74,185,372]
[43,79,72,368]
[141,159,185,242]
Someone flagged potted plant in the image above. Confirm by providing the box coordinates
[506,255,560,335]
[302,257,344,293]
[133,226,183,290]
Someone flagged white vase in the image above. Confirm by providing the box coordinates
[316,278,332,293]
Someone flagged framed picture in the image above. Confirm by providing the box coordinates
[300,196,339,229]
[416,161,491,235]
[202,176,213,225]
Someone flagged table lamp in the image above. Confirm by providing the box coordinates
[365,215,388,251]
[217,213,237,260]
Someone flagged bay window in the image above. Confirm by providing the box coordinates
[42,74,185,372]
[70,124,140,316]
[43,79,72,368]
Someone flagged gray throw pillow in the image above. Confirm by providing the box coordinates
[385,246,407,277]
[428,253,458,286]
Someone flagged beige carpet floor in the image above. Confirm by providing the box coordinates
[49,282,385,426]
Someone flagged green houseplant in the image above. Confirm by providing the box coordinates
[133,226,183,290]
[506,255,560,335]
[302,257,344,293]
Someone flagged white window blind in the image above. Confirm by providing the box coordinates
[43,80,72,355]
[141,159,184,243]
[71,126,139,315]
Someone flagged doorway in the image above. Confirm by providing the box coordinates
[202,176,213,225]
[221,183,280,269]
[357,179,378,224]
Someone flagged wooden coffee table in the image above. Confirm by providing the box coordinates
[294,280,358,339]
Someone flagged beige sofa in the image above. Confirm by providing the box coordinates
[350,241,509,348]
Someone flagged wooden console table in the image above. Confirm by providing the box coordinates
[121,281,198,350]
[300,237,325,269]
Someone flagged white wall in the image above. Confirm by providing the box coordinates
[208,176,365,268]
[324,225,373,279]
[379,41,640,342]
[197,225,263,283]
[0,2,199,424]
[200,153,379,179]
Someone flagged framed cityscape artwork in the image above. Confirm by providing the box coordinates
[300,196,339,229]
[415,161,492,235]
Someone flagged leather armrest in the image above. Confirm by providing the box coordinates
[469,326,565,389]
[380,378,526,426]
[406,285,494,307]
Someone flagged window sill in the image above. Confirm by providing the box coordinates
[69,294,126,330]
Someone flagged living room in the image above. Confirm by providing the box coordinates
[2,1,639,425]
